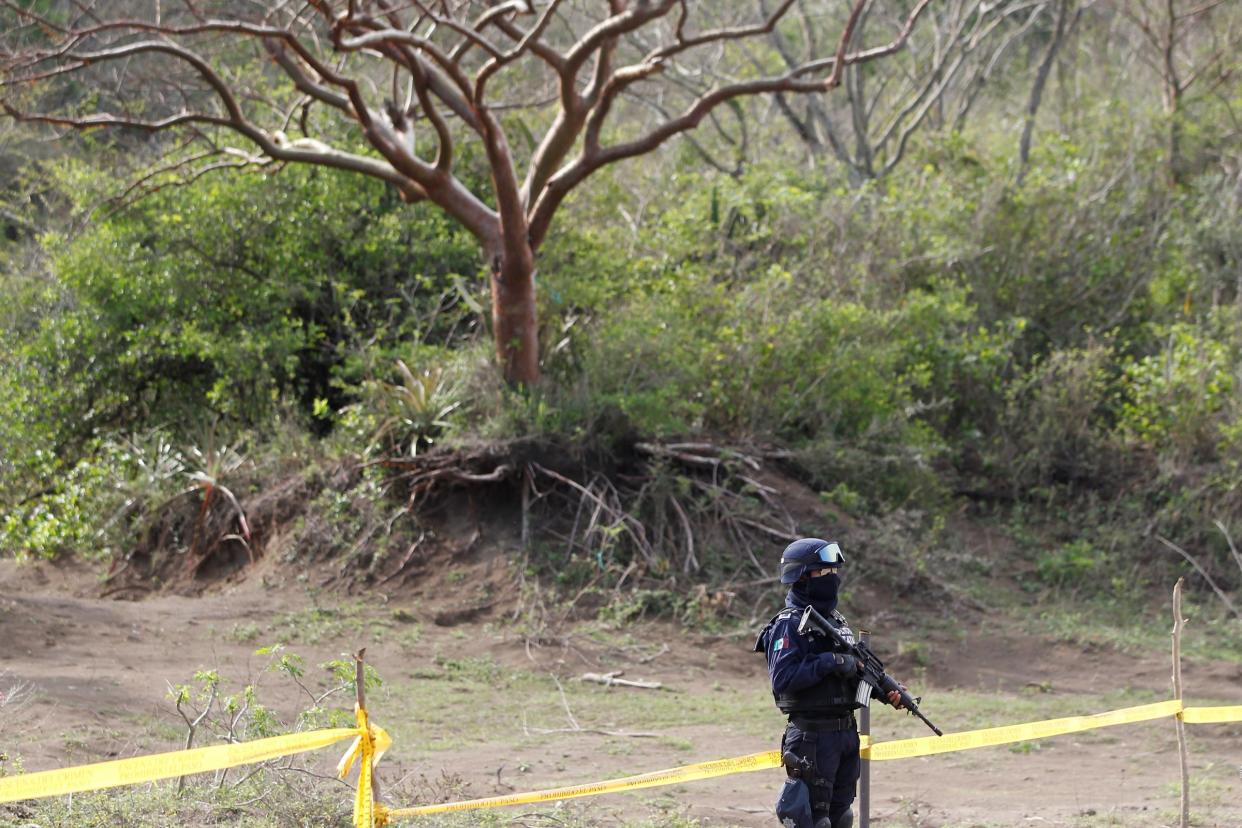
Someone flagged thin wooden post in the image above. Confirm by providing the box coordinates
[858,630,871,828]
[1171,578,1190,828]
[355,648,383,805]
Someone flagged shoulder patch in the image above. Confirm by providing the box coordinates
[771,635,790,653]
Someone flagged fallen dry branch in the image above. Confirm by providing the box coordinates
[579,671,664,691]
[520,711,659,739]
[635,441,762,472]
[521,719,659,739]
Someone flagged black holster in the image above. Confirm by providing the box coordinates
[781,727,818,780]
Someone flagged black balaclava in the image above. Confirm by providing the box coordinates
[791,571,841,615]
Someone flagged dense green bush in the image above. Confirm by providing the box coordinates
[996,341,1121,491]
[13,163,481,450]
[1117,315,1240,461]
[4,93,1242,582]
[0,164,485,556]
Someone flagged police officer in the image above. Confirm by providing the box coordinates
[755,538,904,828]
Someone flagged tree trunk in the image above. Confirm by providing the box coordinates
[1167,99,1184,186]
[1162,0,1184,186]
[489,242,540,386]
[1017,0,1075,186]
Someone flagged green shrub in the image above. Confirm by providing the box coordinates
[12,163,480,452]
[1035,540,1103,587]
[0,445,122,561]
[1117,316,1239,461]
[344,355,464,457]
[996,341,1121,491]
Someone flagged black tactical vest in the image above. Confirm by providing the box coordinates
[757,606,861,717]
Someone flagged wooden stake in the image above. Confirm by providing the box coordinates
[1171,578,1190,828]
[355,648,383,805]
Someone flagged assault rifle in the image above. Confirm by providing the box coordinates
[798,605,943,736]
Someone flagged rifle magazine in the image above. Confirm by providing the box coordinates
[855,680,873,708]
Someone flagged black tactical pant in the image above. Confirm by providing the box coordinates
[781,718,860,824]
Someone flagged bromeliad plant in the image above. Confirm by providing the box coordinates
[181,432,252,562]
[366,359,463,458]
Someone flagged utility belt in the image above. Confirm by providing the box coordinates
[781,712,857,788]
[788,713,857,733]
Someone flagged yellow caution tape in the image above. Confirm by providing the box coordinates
[2,695,1237,821]
[864,700,1184,761]
[383,750,784,818]
[340,706,392,828]
[1181,705,1242,724]
[0,726,360,804]
[382,701,1242,819]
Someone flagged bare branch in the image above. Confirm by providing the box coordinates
[528,0,931,248]
[1017,0,1077,184]
[1,0,940,386]
[475,0,565,102]
[1157,534,1240,618]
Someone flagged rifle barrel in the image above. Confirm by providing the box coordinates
[913,708,943,736]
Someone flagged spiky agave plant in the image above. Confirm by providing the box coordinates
[369,359,463,458]
[182,432,252,561]
[100,429,186,540]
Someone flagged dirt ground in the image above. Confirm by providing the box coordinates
[1,555,1240,828]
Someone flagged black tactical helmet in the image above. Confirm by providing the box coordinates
[779,538,845,584]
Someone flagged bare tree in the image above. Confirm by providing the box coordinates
[770,0,1051,182]
[1118,0,1239,184]
[1016,0,1080,184]
[0,0,931,385]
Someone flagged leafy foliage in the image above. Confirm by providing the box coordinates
[1117,316,1239,461]
[354,358,464,457]
[2,34,1242,604]
[8,161,481,454]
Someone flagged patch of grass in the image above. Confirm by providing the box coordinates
[658,736,694,752]
[1002,592,1242,665]
[393,624,424,651]
[0,777,349,827]
[230,622,262,643]
[1159,764,1232,806]
[895,639,930,667]
[1007,739,1042,754]
[377,631,1236,764]
[374,658,780,754]
[141,718,186,744]
[398,805,707,827]
[266,601,393,646]
[431,654,506,684]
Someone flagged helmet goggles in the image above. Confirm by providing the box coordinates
[779,540,845,583]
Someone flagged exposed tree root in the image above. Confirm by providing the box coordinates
[339,437,814,608]
[101,436,967,622]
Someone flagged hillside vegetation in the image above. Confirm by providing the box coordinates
[1,0,1240,625]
